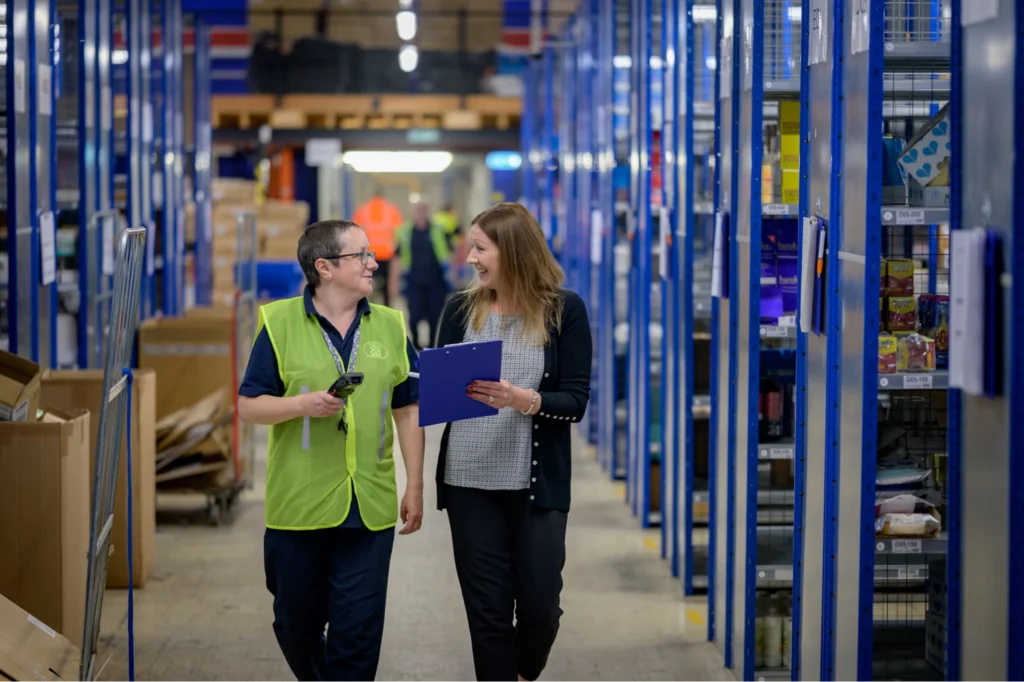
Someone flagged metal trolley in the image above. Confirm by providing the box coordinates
[80,226,147,681]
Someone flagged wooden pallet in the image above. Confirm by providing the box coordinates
[212,94,522,131]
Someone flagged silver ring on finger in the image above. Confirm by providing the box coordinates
[488,396,494,405]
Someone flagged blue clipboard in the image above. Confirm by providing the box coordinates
[417,339,503,427]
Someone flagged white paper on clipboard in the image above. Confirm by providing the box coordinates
[39,212,57,286]
[799,216,818,334]
[590,209,603,264]
[711,212,725,298]
[658,206,670,279]
[102,216,115,276]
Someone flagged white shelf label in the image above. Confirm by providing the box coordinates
[764,203,792,216]
[851,0,870,55]
[38,65,52,117]
[903,374,933,390]
[39,213,56,286]
[891,538,922,554]
[962,0,998,26]
[764,325,789,338]
[897,567,923,580]
[102,216,115,276]
[779,315,796,327]
[896,208,926,225]
[14,60,26,114]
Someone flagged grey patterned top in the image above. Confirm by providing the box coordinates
[444,312,545,490]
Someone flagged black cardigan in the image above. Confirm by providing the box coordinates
[434,289,593,512]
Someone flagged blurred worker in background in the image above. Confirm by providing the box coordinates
[352,190,403,306]
[389,200,453,348]
[433,202,471,289]
[237,220,424,681]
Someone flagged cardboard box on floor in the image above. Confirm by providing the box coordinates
[0,352,41,423]
[40,370,157,589]
[0,593,80,681]
[138,312,235,420]
[0,408,90,649]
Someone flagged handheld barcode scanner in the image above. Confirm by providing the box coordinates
[328,373,364,432]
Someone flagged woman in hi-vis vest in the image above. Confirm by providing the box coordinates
[434,202,593,681]
[237,220,424,681]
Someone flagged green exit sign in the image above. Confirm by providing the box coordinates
[406,129,441,145]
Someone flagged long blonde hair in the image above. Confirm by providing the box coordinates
[460,202,565,345]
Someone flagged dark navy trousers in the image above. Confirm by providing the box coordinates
[264,498,395,681]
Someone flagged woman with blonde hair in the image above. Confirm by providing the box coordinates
[433,202,592,681]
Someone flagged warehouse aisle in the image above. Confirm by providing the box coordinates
[96,425,731,681]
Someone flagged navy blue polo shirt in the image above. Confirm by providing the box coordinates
[240,286,419,530]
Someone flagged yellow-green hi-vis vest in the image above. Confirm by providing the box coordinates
[258,297,410,531]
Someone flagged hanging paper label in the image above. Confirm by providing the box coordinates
[851,0,870,55]
[742,22,754,91]
[142,103,153,142]
[962,0,998,25]
[14,60,26,114]
[809,0,829,66]
[590,209,603,265]
[38,65,52,117]
[658,207,670,279]
[39,213,57,286]
[102,85,113,132]
[102,216,115,276]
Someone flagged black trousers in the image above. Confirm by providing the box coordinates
[372,259,392,307]
[264,517,395,681]
[446,486,568,681]
[406,284,447,349]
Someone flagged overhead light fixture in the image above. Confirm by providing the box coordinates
[398,44,418,73]
[612,55,631,69]
[396,11,417,41]
[692,5,717,22]
[485,151,522,171]
[398,0,413,7]
[342,151,453,174]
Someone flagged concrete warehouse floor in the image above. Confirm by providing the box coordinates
[95,424,733,681]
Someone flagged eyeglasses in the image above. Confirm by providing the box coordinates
[326,248,376,266]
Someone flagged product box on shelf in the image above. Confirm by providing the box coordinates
[908,184,951,208]
[0,407,90,647]
[896,333,937,372]
[879,334,898,374]
[918,294,949,368]
[897,102,951,192]
[883,259,915,296]
[886,296,917,332]
[781,170,800,205]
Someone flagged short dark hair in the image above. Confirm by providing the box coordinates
[298,220,357,289]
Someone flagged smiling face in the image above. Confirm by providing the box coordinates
[466,224,502,291]
[315,226,378,296]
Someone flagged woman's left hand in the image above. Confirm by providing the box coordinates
[467,380,518,409]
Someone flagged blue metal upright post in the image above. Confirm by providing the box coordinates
[660,0,677,566]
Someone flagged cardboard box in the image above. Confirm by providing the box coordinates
[261,234,300,260]
[781,170,800,205]
[0,353,41,423]
[211,178,256,204]
[0,594,80,681]
[40,370,157,589]
[138,314,234,420]
[897,102,950,190]
[0,409,90,647]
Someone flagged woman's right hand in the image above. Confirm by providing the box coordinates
[299,391,346,418]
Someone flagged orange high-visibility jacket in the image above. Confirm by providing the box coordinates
[352,196,403,261]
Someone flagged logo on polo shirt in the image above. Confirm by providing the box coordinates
[364,341,388,359]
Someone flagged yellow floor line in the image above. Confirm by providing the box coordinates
[686,609,706,626]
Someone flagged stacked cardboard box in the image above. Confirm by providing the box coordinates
[209,177,310,307]
[779,101,800,204]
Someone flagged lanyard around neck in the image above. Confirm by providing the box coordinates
[319,321,360,375]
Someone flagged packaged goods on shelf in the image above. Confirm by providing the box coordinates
[897,103,951,206]
[882,136,909,204]
[876,464,932,487]
[875,511,941,538]
[897,333,937,372]
[755,592,791,672]
[886,296,917,332]
[883,258,915,296]
[875,493,937,517]
[918,294,949,368]
[879,334,898,374]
